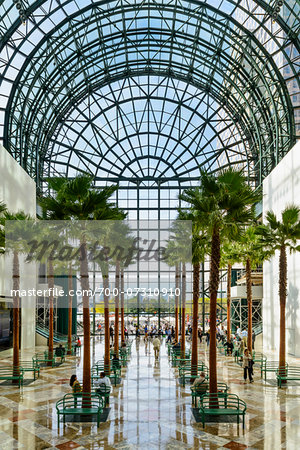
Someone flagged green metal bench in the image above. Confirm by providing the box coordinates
[119,349,129,367]
[191,382,228,406]
[171,349,191,367]
[217,343,226,354]
[33,352,55,367]
[234,348,244,365]
[252,351,267,368]
[125,340,132,354]
[93,363,121,387]
[56,393,104,427]
[199,393,247,428]
[222,343,236,356]
[178,364,208,386]
[167,343,173,356]
[0,366,24,388]
[15,361,40,380]
[51,349,66,365]
[261,361,288,380]
[276,366,300,388]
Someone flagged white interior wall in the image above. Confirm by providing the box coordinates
[263,140,300,357]
[0,145,37,350]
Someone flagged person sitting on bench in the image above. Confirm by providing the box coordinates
[94,372,112,392]
[55,344,65,357]
[192,372,208,393]
[111,353,121,369]
[70,374,82,394]
[224,340,234,355]
[172,341,181,350]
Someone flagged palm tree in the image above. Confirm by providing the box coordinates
[220,241,240,344]
[94,216,127,374]
[4,211,33,377]
[256,206,300,376]
[190,227,208,376]
[180,169,260,395]
[166,215,193,356]
[231,226,270,352]
[173,211,207,376]
[119,233,136,345]
[0,201,7,253]
[107,220,129,355]
[39,175,119,393]
[165,239,181,342]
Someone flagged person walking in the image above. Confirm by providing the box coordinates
[166,328,172,343]
[242,349,254,383]
[124,327,129,339]
[109,325,114,343]
[206,329,210,347]
[252,330,256,350]
[152,336,161,358]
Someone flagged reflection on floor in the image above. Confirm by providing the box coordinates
[0,336,300,449]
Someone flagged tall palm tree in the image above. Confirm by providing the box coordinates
[94,216,126,374]
[190,228,208,376]
[4,211,33,377]
[167,215,193,356]
[180,169,260,395]
[119,233,137,345]
[220,241,240,344]
[165,239,181,342]
[107,220,129,355]
[173,211,207,375]
[230,226,269,352]
[39,175,119,393]
[256,206,300,376]
[0,201,7,253]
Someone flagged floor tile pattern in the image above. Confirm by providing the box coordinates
[0,337,299,449]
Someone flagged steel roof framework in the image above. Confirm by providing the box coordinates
[0,0,299,189]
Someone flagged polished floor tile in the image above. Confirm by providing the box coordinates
[0,337,300,449]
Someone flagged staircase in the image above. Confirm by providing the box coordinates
[253,322,263,336]
[36,321,71,343]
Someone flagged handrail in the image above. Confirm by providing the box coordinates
[36,320,75,343]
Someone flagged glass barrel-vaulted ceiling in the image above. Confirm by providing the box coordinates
[0,0,299,189]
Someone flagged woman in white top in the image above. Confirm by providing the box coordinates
[242,349,253,383]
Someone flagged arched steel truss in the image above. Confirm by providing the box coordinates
[0,0,299,188]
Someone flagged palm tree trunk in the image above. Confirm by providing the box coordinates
[103,271,110,375]
[67,265,72,355]
[80,240,91,394]
[120,268,125,344]
[175,263,180,342]
[12,251,20,381]
[48,259,54,366]
[246,258,253,353]
[209,226,220,398]
[191,262,200,378]
[181,263,186,357]
[226,263,231,343]
[114,261,120,354]
[279,245,287,379]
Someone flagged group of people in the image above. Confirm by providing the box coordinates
[191,346,254,393]
[70,371,111,394]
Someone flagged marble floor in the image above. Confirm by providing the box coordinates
[0,337,300,449]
